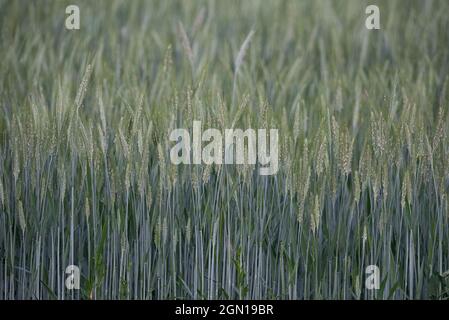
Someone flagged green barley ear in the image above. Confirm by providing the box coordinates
[186,218,191,245]
[18,200,26,234]
[355,275,361,299]
[232,30,255,108]
[401,175,407,210]
[425,134,433,167]
[354,170,361,205]
[185,87,193,124]
[169,164,178,191]
[138,144,149,197]
[173,230,178,252]
[192,168,199,190]
[202,165,212,184]
[311,195,320,235]
[162,217,168,246]
[86,125,94,165]
[117,208,121,231]
[432,106,445,150]
[119,125,129,160]
[338,128,353,176]
[58,164,66,202]
[362,225,368,244]
[98,124,107,156]
[146,185,152,209]
[372,173,379,203]
[260,100,269,130]
[217,93,226,130]
[85,197,90,220]
[163,44,173,75]
[157,143,166,190]
[371,111,386,159]
[154,216,161,249]
[331,116,339,145]
[401,171,412,209]
[316,134,327,177]
[75,64,93,112]
[382,163,389,201]
[132,93,144,137]
[109,167,116,201]
[297,202,304,224]
[13,145,20,185]
[230,94,249,130]
[138,166,146,198]
[137,128,143,156]
[120,233,127,255]
[379,211,386,235]
[405,124,412,158]
[302,138,309,172]
[0,179,4,207]
[406,173,412,206]
[293,102,301,141]
[98,91,107,131]
[297,165,310,224]
[125,162,131,195]
[359,146,371,190]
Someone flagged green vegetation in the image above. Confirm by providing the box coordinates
[1,0,449,299]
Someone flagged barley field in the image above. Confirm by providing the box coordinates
[1,0,449,300]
